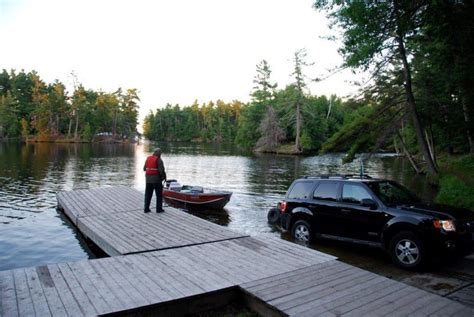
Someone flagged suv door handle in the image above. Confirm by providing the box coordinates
[341,208,351,214]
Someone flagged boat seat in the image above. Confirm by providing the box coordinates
[190,186,204,193]
[169,182,182,191]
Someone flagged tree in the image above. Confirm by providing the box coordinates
[251,60,277,104]
[314,1,438,175]
[236,60,277,148]
[71,85,88,139]
[256,106,285,152]
[48,81,68,136]
[290,49,313,153]
[120,89,140,139]
[415,1,474,154]
[0,92,20,138]
[30,73,50,139]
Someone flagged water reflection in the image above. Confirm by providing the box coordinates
[0,141,437,271]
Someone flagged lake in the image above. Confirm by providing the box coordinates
[0,141,437,271]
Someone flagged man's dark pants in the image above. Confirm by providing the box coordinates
[145,182,163,212]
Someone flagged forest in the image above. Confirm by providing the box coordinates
[142,62,348,154]
[145,2,473,168]
[0,70,139,142]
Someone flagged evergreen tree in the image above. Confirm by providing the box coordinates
[236,60,277,148]
[0,92,20,138]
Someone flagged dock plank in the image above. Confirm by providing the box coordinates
[56,263,98,316]
[0,269,19,317]
[13,268,36,317]
[247,263,351,301]
[270,267,374,310]
[46,264,84,317]
[24,267,53,317]
[113,256,168,302]
[241,261,345,293]
[96,259,150,309]
[137,254,190,298]
[158,248,230,290]
[342,285,419,316]
[119,255,172,302]
[66,261,111,314]
[124,254,184,300]
[72,260,126,313]
[301,279,404,316]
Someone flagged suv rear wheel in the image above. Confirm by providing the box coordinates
[389,231,425,269]
[291,220,312,243]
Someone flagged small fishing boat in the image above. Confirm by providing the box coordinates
[163,180,232,209]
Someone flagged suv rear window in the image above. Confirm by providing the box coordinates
[313,182,338,201]
[287,181,314,199]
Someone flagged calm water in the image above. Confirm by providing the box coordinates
[0,141,437,271]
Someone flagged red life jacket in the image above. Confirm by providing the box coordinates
[145,155,160,175]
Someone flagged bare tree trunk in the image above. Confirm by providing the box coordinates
[159,115,163,138]
[397,132,421,174]
[424,129,435,164]
[326,99,332,119]
[394,137,400,155]
[295,101,301,152]
[394,5,437,175]
[68,118,72,138]
[461,98,474,154]
[113,109,117,138]
[74,112,79,140]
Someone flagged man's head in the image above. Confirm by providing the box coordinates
[153,148,161,157]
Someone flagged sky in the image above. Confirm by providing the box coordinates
[0,0,361,122]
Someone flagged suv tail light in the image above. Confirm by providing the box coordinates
[279,201,288,213]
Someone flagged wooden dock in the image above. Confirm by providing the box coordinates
[241,261,473,316]
[56,186,245,255]
[0,186,472,316]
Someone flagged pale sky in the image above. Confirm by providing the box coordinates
[0,0,361,122]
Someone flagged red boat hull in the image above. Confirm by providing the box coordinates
[163,188,232,209]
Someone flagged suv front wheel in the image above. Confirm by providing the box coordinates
[292,220,312,243]
[389,231,426,269]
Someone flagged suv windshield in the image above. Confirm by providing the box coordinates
[367,181,420,206]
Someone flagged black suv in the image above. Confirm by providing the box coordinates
[270,175,474,269]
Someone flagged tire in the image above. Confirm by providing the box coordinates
[389,231,426,269]
[267,208,281,224]
[291,220,312,243]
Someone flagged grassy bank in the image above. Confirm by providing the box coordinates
[435,155,474,211]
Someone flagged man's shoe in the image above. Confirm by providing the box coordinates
[156,209,164,213]
[144,209,151,213]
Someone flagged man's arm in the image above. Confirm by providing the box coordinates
[158,159,166,181]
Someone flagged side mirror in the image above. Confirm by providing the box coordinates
[361,198,377,210]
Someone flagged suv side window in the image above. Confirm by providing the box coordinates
[342,184,372,204]
[313,182,338,201]
[287,181,315,199]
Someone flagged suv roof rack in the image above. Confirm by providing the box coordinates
[302,174,372,180]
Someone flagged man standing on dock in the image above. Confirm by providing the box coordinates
[144,148,167,213]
